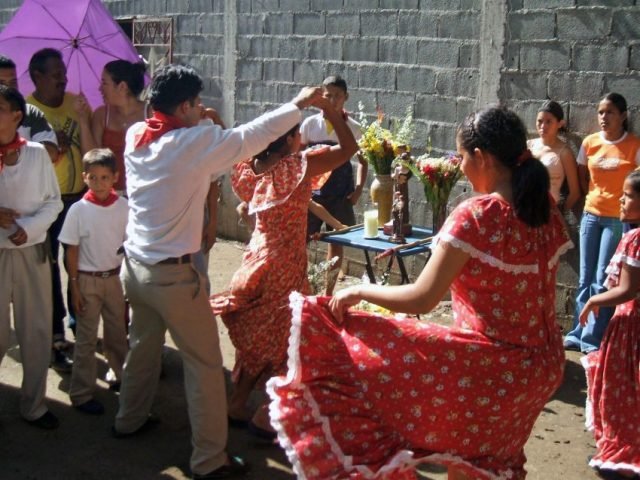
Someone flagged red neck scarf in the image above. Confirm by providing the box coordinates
[84,188,119,207]
[134,111,186,149]
[0,133,27,173]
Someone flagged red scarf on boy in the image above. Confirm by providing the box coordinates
[84,188,119,207]
[134,111,186,149]
[0,133,27,173]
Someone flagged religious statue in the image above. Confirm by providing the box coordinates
[383,153,413,238]
[390,191,406,244]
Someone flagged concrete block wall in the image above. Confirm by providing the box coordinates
[234,2,480,156]
[505,1,640,138]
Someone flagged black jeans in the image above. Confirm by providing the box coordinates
[48,192,83,342]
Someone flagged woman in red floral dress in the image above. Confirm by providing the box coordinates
[579,170,640,480]
[267,107,573,479]
[210,97,357,436]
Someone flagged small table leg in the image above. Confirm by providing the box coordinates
[363,250,377,284]
[397,256,410,284]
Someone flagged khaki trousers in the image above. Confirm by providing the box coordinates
[116,257,228,475]
[69,274,128,405]
[0,245,52,420]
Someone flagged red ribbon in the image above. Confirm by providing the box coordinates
[134,111,186,149]
[0,133,27,173]
[83,188,119,207]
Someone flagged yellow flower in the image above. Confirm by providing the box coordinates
[357,104,415,175]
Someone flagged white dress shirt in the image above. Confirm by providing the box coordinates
[124,102,302,264]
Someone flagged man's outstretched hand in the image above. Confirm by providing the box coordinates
[292,86,323,110]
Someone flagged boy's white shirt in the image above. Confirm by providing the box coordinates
[58,197,128,271]
[300,112,362,145]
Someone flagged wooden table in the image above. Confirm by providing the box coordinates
[319,225,434,284]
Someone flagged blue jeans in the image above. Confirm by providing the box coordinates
[565,212,622,352]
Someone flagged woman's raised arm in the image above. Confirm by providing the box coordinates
[304,97,358,179]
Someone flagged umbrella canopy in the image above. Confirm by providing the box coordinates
[0,0,144,108]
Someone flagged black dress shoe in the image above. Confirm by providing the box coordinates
[25,411,59,430]
[111,414,160,438]
[192,455,249,479]
[597,468,640,480]
[74,399,105,415]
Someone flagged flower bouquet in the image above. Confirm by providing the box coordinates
[356,103,414,175]
[357,104,414,224]
[397,148,463,233]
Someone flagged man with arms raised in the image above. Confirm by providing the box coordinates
[113,64,320,479]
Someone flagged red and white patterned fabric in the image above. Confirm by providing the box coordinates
[211,149,327,380]
[267,195,573,480]
[582,228,640,476]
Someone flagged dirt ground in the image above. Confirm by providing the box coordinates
[0,239,600,480]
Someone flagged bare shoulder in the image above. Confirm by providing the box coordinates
[558,141,576,162]
[92,105,107,124]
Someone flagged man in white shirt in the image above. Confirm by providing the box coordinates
[0,54,73,373]
[113,64,320,479]
[0,85,62,430]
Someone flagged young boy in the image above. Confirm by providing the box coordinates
[301,75,365,295]
[58,148,128,415]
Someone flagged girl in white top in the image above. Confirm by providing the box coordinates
[527,100,581,211]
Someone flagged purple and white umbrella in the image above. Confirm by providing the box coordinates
[0,0,144,108]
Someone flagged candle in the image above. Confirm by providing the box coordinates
[364,210,379,238]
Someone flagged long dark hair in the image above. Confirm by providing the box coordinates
[458,106,550,227]
[104,60,146,97]
[254,125,299,162]
[601,92,629,131]
[538,100,566,134]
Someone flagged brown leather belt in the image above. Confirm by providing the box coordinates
[78,267,121,278]
[157,253,192,265]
